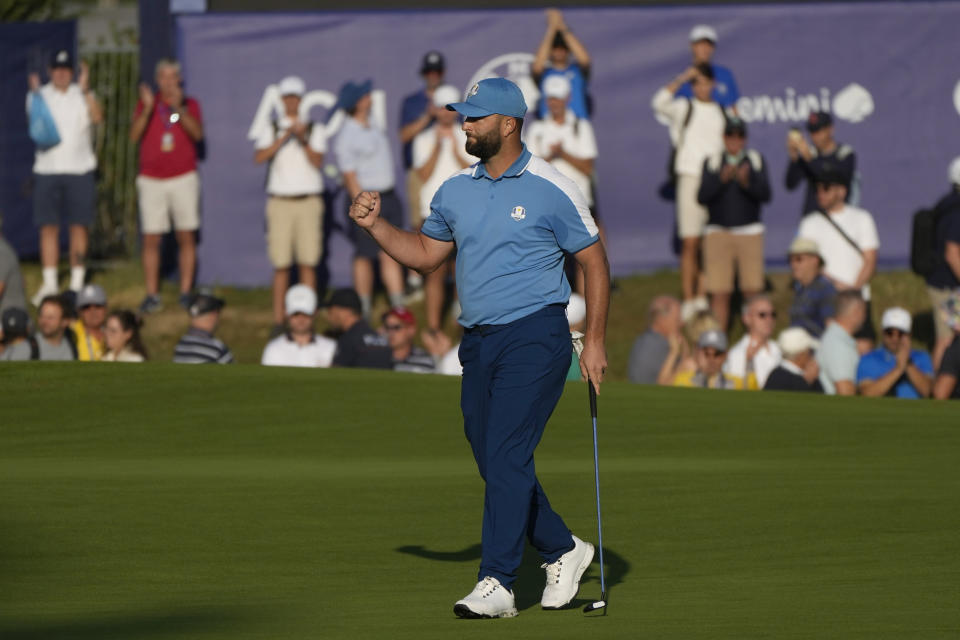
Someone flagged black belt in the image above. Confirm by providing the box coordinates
[464,303,566,336]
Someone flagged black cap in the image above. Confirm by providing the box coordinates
[50,49,74,69]
[188,290,226,317]
[814,161,848,186]
[322,288,362,314]
[421,51,445,74]
[806,111,833,133]
[2,308,30,338]
[724,116,747,136]
[551,32,569,50]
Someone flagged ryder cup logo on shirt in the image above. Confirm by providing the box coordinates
[510,205,526,221]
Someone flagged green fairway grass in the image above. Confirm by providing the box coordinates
[1,363,958,639]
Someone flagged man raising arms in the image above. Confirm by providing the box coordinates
[348,77,609,619]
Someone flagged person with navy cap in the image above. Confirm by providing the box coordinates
[348,76,610,619]
[27,49,103,305]
[785,111,857,217]
[333,80,406,320]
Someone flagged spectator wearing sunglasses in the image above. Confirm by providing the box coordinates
[697,116,770,330]
[723,294,781,388]
[382,307,435,374]
[856,308,933,398]
[673,329,756,390]
[130,58,204,315]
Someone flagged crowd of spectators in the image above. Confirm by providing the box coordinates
[3,11,959,401]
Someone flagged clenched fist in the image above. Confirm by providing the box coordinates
[349,191,381,229]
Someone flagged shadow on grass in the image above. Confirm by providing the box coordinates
[396,543,630,611]
[0,607,256,640]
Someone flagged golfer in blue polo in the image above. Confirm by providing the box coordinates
[349,77,610,618]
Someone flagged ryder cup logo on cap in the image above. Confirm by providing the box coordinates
[510,205,526,221]
[446,77,527,119]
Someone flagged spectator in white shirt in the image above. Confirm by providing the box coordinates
[27,50,103,305]
[723,294,781,388]
[527,74,601,293]
[653,63,725,319]
[254,76,326,333]
[411,84,476,332]
[796,168,879,353]
[261,284,336,368]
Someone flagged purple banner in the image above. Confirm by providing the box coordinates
[176,3,960,287]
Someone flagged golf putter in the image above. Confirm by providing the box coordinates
[571,333,608,615]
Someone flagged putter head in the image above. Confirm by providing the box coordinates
[582,594,607,615]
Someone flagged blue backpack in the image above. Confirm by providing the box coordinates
[28,91,61,149]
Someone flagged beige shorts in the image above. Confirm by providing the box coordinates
[407,169,423,228]
[136,171,200,234]
[675,174,708,239]
[703,230,765,294]
[928,286,955,342]
[266,195,323,269]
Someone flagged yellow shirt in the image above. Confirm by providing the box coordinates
[70,320,105,361]
[672,369,757,390]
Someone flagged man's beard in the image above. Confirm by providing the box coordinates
[465,129,502,161]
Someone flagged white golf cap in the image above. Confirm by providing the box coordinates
[543,74,572,100]
[278,75,306,97]
[689,24,718,43]
[881,307,912,333]
[949,156,960,186]
[567,293,586,326]
[778,327,819,356]
[432,84,461,108]
[788,237,821,258]
[285,284,317,316]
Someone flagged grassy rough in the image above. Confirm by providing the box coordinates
[0,364,957,639]
[19,262,932,379]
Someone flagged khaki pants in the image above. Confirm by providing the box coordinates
[703,230,765,294]
[265,195,323,268]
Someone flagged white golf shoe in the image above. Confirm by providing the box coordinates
[540,535,595,609]
[453,576,518,619]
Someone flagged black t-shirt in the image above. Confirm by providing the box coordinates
[762,365,823,393]
[927,190,960,289]
[333,319,393,369]
[937,336,960,399]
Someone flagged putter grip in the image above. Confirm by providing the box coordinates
[588,379,597,419]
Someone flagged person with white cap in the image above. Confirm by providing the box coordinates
[531,8,592,119]
[254,75,326,334]
[672,328,756,389]
[27,49,103,306]
[70,283,107,361]
[787,237,836,338]
[674,25,740,109]
[921,156,960,369]
[856,307,933,399]
[763,327,822,393]
[130,58,204,315]
[527,73,600,293]
[411,84,476,333]
[653,62,726,319]
[348,76,608,619]
[261,284,336,368]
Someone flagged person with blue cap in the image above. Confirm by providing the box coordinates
[333,79,406,320]
[348,77,610,619]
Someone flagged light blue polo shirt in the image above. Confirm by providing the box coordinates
[422,145,599,327]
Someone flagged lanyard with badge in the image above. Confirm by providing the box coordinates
[158,102,181,153]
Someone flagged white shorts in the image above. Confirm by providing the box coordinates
[137,171,200,234]
[676,174,708,239]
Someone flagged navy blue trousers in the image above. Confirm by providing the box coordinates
[458,304,575,590]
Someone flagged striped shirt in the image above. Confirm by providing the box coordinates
[173,327,234,364]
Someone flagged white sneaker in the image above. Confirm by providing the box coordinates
[540,535,595,609]
[31,283,59,307]
[453,576,518,619]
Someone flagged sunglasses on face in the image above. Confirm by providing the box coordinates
[883,328,908,337]
[384,324,406,332]
[702,348,726,358]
